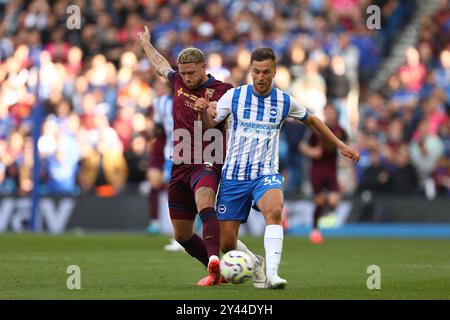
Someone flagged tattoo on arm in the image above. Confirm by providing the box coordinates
[142,42,173,79]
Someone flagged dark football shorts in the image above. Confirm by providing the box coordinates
[310,169,339,194]
[168,163,221,220]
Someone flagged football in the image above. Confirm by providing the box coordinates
[220,250,254,284]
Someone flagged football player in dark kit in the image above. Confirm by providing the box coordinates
[138,26,233,285]
[300,104,348,244]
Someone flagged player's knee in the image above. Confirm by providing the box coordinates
[265,207,282,224]
[173,229,193,243]
[314,195,326,206]
[195,187,216,211]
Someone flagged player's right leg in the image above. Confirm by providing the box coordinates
[147,167,163,235]
[147,132,167,235]
[220,218,266,288]
[168,170,209,269]
[219,220,240,253]
[217,178,256,284]
[218,220,240,284]
[310,193,326,244]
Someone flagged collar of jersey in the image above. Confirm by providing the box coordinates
[196,74,216,90]
[250,85,275,99]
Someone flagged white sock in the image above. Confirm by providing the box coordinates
[264,224,284,277]
[236,239,257,263]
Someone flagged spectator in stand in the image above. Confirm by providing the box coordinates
[125,133,149,189]
[410,120,445,200]
[206,52,231,82]
[435,49,450,99]
[325,55,351,132]
[390,144,418,194]
[357,148,392,221]
[78,114,128,196]
[433,157,450,196]
[398,47,426,93]
[291,59,326,120]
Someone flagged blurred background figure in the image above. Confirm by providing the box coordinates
[146,79,183,251]
[300,104,348,244]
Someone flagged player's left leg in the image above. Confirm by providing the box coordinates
[309,170,327,244]
[168,170,208,267]
[192,166,222,285]
[254,176,287,289]
[216,177,256,285]
[195,186,220,259]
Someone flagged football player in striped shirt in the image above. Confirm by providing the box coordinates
[195,48,359,289]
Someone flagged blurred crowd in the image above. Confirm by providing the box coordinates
[0,0,448,199]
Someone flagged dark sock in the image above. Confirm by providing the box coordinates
[149,187,162,221]
[199,207,220,258]
[313,205,324,229]
[179,234,209,268]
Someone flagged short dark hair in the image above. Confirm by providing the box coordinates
[250,48,276,66]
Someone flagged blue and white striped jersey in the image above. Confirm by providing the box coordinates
[215,84,309,181]
[153,94,174,160]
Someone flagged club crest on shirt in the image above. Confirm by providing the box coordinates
[205,88,215,100]
[267,106,280,119]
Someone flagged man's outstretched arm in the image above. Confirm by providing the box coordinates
[303,114,360,162]
[138,26,173,79]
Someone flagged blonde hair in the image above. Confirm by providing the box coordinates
[177,47,206,64]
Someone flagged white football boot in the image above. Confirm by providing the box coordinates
[265,274,287,289]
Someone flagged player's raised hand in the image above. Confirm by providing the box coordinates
[194,98,209,112]
[338,143,360,162]
[138,26,151,45]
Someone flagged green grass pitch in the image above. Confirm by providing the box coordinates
[0,234,449,299]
